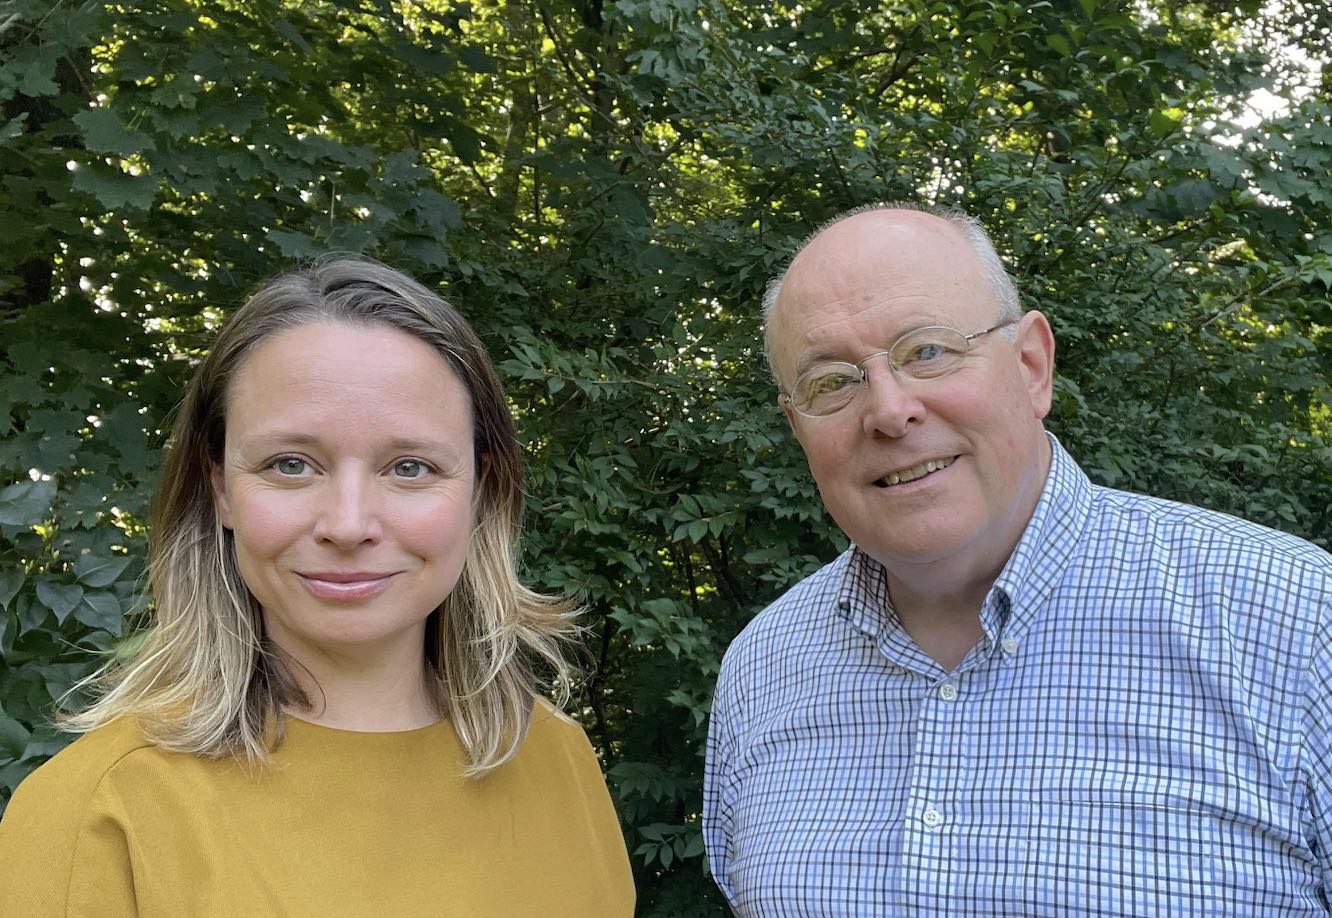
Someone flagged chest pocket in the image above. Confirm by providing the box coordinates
[990,779,1321,917]
[1017,788,1222,914]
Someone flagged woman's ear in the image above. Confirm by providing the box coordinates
[473,452,492,510]
[211,464,233,529]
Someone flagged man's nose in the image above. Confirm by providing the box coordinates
[313,475,383,548]
[859,359,927,437]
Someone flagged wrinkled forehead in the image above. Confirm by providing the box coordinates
[769,214,989,370]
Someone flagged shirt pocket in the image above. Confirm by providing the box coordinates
[1012,783,1229,916]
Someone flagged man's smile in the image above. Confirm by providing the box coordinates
[873,455,959,488]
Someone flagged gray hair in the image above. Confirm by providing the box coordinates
[761,202,1024,386]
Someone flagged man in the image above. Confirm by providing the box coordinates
[703,204,1332,915]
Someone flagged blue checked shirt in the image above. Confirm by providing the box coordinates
[704,437,1332,916]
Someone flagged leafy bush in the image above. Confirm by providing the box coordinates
[2,0,1328,912]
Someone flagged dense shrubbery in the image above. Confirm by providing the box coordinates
[2,0,1329,911]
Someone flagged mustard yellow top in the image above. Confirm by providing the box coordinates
[0,704,634,916]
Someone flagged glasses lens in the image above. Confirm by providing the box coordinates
[793,364,860,416]
[890,327,968,379]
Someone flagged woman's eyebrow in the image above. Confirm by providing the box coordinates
[381,437,462,457]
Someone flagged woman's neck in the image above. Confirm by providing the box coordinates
[269,631,440,732]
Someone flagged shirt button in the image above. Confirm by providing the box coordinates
[938,682,958,701]
[1002,636,1018,654]
[922,808,943,829]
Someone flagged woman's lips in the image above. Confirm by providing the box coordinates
[297,572,398,601]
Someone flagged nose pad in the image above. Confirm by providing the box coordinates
[859,360,926,437]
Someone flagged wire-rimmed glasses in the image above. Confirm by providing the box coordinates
[781,319,1018,418]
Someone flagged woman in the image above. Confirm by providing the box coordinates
[0,259,635,915]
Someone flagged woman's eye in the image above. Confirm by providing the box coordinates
[393,459,432,479]
[273,456,309,476]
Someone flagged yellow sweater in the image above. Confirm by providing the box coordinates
[0,704,634,916]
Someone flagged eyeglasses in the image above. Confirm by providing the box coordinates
[781,319,1018,418]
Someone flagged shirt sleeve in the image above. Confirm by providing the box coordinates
[0,759,139,916]
[704,662,741,911]
[1303,598,1332,911]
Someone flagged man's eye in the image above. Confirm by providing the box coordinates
[393,459,432,479]
[272,456,309,476]
[904,342,946,363]
[807,371,856,396]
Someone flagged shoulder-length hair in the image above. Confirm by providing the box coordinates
[64,257,578,775]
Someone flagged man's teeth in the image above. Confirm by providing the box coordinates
[881,456,956,486]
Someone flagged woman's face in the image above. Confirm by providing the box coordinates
[211,321,477,665]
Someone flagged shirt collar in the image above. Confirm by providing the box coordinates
[989,432,1093,642]
[835,433,1093,647]
[836,547,890,639]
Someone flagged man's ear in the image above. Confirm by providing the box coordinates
[1016,310,1056,420]
[779,393,797,432]
[211,464,233,529]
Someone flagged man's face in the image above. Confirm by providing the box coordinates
[769,211,1055,583]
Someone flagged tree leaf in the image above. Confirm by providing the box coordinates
[73,107,157,156]
[72,591,124,635]
[458,46,494,73]
[0,569,23,610]
[266,228,320,258]
[35,581,84,624]
[70,164,160,211]
[274,18,313,53]
[0,478,56,526]
[73,553,132,588]
[1149,108,1183,137]
[18,725,69,762]
[0,716,30,764]
[1,112,27,143]
[16,592,49,636]
[15,45,60,97]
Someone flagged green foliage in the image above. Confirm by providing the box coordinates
[2,0,1329,912]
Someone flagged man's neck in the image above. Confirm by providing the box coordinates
[885,569,994,672]
[878,435,1053,672]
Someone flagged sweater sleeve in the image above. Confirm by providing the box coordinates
[0,731,142,916]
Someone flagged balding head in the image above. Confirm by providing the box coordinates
[762,205,1022,388]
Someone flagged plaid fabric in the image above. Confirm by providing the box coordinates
[705,437,1332,916]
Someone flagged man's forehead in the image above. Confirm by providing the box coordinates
[783,210,971,294]
[774,214,983,338]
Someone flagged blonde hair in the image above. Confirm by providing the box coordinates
[63,258,579,775]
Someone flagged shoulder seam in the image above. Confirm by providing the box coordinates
[60,724,157,909]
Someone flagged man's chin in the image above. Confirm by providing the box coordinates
[848,526,970,567]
